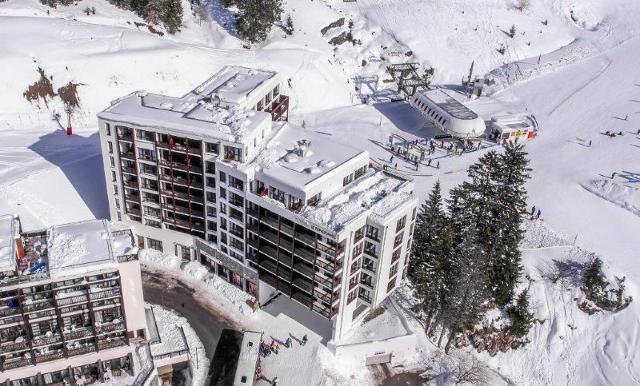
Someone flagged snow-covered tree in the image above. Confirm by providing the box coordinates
[507,290,533,337]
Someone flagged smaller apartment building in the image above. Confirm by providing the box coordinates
[97,65,418,341]
[0,215,149,385]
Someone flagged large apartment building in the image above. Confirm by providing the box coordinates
[0,215,149,385]
[97,65,418,341]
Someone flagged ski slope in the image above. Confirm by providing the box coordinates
[1,0,640,384]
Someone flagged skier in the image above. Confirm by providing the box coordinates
[273,377,279,386]
[536,209,541,219]
[285,337,292,348]
[436,161,440,169]
[531,206,536,216]
[588,140,592,147]
[302,334,308,346]
[611,172,617,179]
[390,155,394,163]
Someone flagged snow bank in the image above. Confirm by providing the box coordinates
[581,178,640,218]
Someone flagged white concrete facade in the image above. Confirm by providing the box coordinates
[97,66,418,342]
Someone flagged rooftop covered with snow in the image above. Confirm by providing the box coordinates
[300,169,415,232]
[254,124,368,194]
[233,331,262,386]
[47,219,120,279]
[188,65,277,105]
[0,215,17,274]
[98,66,276,144]
[419,88,479,120]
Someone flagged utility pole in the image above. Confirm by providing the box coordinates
[65,105,72,135]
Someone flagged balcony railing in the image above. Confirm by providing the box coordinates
[56,294,88,307]
[158,159,202,174]
[22,299,55,313]
[32,333,63,347]
[34,350,65,364]
[64,328,94,341]
[294,247,315,264]
[0,307,19,318]
[97,337,128,350]
[68,344,97,357]
[0,340,29,353]
[293,263,315,279]
[89,287,121,301]
[292,278,313,294]
[95,321,125,334]
[3,357,33,370]
[120,152,135,160]
[156,142,201,154]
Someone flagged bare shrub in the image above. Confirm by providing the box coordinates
[24,67,55,108]
[57,82,81,110]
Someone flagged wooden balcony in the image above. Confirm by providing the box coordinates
[32,333,63,347]
[97,337,128,350]
[2,357,33,370]
[63,328,94,341]
[68,344,96,357]
[0,340,29,353]
[34,350,65,364]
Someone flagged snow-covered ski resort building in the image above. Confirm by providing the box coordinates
[0,215,150,384]
[97,66,418,341]
[409,88,486,138]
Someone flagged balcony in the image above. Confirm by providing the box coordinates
[117,132,133,142]
[0,340,29,353]
[126,207,141,217]
[23,299,55,313]
[292,277,313,294]
[125,193,140,202]
[123,179,139,188]
[296,232,316,247]
[314,275,333,290]
[294,247,315,264]
[96,321,125,334]
[261,215,279,230]
[32,333,63,347]
[156,141,201,155]
[265,95,290,122]
[120,151,135,160]
[0,307,19,318]
[247,207,259,218]
[259,259,278,276]
[293,262,315,279]
[89,287,121,301]
[56,293,88,307]
[159,174,203,189]
[63,328,94,341]
[68,344,97,357]
[2,357,33,370]
[291,290,313,308]
[121,166,137,175]
[280,222,294,236]
[97,337,128,350]
[158,159,203,174]
[34,350,65,364]
[0,315,24,326]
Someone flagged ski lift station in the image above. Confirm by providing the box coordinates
[409,88,486,138]
[489,115,538,142]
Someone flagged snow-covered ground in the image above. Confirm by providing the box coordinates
[2,0,640,384]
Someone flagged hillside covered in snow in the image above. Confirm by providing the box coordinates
[1,0,640,384]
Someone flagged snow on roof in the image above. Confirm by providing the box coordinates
[47,219,119,279]
[99,91,270,143]
[0,215,17,273]
[233,331,262,386]
[254,124,367,192]
[300,170,414,232]
[190,65,277,105]
[419,88,479,120]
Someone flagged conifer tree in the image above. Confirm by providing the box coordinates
[439,223,490,352]
[582,257,608,299]
[235,0,283,43]
[507,290,533,337]
[409,182,451,331]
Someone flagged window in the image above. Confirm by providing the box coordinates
[391,247,401,263]
[135,129,154,141]
[113,185,118,196]
[364,241,377,257]
[145,219,161,228]
[366,225,380,241]
[352,243,363,258]
[350,258,360,275]
[396,216,407,232]
[387,278,396,293]
[219,187,227,200]
[273,85,280,98]
[394,233,403,248]
[265,91,272,105]
[229,176,244,191]
[389,263,399,279]
[110,157,115,168]
[206,142,219,154]
[111,171,117,182]
[257,100,264,111]
[343,174,353,186]
[347,290,357,304]
[205,161,216,174]
[220,202,227,215]
[354,165,367,179]
[147,238,163,252]
[105,123,111,136]
[207,206,216,217]
[206,192,216,204]
[354,226,364,242]
[219,171,226,184]
[108,141,113,154]
[412,207,417,220]
[115,199,120,209]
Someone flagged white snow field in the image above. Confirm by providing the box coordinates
[1,0,640,384]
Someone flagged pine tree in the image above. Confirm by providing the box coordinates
[408,182,451,332]
[507,290,533,337]
[161,0,183,34]
[582,257,608,299]
[491,141,530,305]
[235,0,283,43]
[439,223,490,352]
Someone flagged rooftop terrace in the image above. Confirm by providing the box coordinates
[0,218,137,286]
[253,124,368,194]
